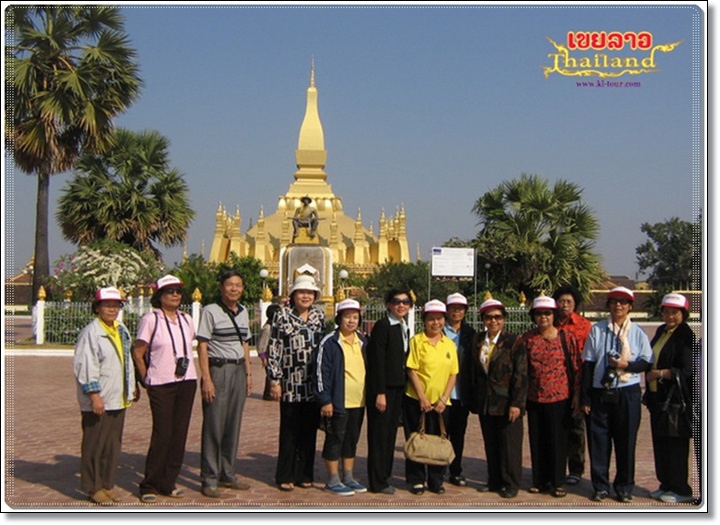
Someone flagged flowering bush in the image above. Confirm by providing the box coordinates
[51,240,164,301]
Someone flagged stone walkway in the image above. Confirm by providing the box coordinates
[2,349,704,514]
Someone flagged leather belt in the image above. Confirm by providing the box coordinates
[209,357,246,367]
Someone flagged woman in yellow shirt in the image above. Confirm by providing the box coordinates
[404,299,459,495]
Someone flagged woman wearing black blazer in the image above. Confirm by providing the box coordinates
[644,293,696,503]
[463,298,528,499]
[365,288,413,494]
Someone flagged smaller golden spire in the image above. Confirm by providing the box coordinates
[192,287,203,303]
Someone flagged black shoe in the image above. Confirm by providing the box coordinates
[499,487,518,499]
[429,486,445,494]
[410,484,425,495]
[591,490,609,502]
[449,475,467,487]
[617,493,633,503]
[476,484,490,493]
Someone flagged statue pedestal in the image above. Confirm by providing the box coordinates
[279,244,334,317]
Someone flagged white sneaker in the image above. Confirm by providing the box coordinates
[660,491,694,503]
[649,488,666,500]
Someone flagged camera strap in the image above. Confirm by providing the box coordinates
[217,301,249,345]
[162,310,188,360]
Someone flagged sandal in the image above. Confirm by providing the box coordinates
[168,488,184,498]
[298,482,313,489]
[552,488,567,498]
[279,483,294,492]
[140,493,158,503]
[528,486,542,494]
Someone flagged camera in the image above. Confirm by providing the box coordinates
[175,357,190,377]
[609,351,620,360]
[601,367,618,389]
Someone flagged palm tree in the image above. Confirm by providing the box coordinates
[57,128,195,257]
[6,6,142,302]
[472,174,605,300]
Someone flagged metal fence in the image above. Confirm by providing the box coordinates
[36,300,531,346]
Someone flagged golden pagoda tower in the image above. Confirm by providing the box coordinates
[208,63,410,278]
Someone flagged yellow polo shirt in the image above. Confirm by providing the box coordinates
[405,332,459,404]
[340,332,365,408]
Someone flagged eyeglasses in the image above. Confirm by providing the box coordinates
[483,315,504,321]
[533,310,553,317]
[389,298,412,305]
[609,298,631,305]
[163,288,183,295]
[557,299,574,305]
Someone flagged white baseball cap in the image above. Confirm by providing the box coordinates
[608,286,634,301]
[531,296,557,310]
[422,299,447,314]
[94,287,124,305]
[446,293,468,307]
[479,298,505,315]
[155,274,184,291]
[661,293,689,310]
[336,298,362,313]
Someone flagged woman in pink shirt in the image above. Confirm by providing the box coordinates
[133,274,197,503]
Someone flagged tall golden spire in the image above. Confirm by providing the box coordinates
[294,60,327,181]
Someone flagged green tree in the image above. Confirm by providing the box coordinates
[56,128,195,256]
[6,6,142,302]
[636,216,699,290]
[172,253,271,305]
[471,174,605,301]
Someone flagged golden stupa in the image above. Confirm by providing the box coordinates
[208,65,410,276]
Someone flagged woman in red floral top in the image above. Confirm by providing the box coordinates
[522,296,582,498]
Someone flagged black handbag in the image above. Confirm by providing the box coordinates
[655,374,690,438]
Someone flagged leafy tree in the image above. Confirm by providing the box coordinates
[471,174,605,301]
[172,253,272,305]
[364,261,469,306]
[56,128,195,256]
[636,216,699,290]
[6,6,142,302]
[51,240,162,301]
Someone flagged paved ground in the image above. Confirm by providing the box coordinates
[2,317,705,513]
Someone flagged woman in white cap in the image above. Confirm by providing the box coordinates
[581,286,653,503]
[315,298,368,496]
[74,287,138,504]
[403,299,459,495]
[644,293,696,503]
[521,296,582,498]
[132,274,198,503]
[464,298,527,499]
[266,274,326,492]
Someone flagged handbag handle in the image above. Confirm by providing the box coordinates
[418,411,449,439]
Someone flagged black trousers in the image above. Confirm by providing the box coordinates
[140,380,196,496]
[527,399,571,489]
[275,401,319,485]
[402,396,447,490]
[366,386,404,492]
[566,411,586,477]
[447,400,469,478]
[646,392,693,497]
[587,385,641,496]
[479,412,523,491]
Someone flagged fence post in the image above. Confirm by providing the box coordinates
[34,286,46,345]
[408,305,417,338]
[191,288,203,332]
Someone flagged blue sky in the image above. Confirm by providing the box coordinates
[4,1,707,283]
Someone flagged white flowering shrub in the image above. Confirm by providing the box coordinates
[51,240,164,301]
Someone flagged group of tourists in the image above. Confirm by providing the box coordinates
[73,272,698,505]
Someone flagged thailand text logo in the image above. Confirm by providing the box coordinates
[543,31,682,79]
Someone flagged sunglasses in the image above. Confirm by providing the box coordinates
[163,288,183,295]
[389,298,412,305]
[533,310,553,317]
[483,314,504,321]
[609,298,631,305]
